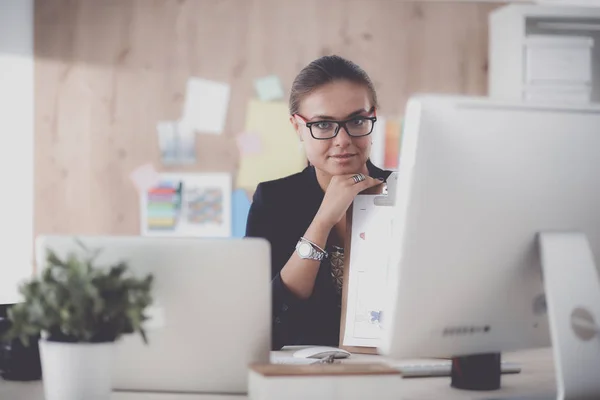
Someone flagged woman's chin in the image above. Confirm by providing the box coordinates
[325,161,364,176]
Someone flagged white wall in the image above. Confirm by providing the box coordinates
[0,0,34,304]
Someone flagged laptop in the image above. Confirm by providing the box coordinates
[35,235,271,394]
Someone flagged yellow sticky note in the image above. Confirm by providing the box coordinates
[237,100,306,189]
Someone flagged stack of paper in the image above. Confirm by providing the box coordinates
[524,35,594,104]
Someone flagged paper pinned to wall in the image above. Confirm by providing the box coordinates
[141,172,232,237]
[130,163,160,193]
[236,131,262,156]
[236,100,306,189]
[156,120,196,164]
[254,75,285,102]
[231,188,251,238]
[182,77,230,134]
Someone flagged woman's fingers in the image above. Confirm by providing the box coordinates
[355,176,385,194]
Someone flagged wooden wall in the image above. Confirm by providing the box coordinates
[34,0,502,237]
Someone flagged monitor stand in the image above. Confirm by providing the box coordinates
[450,352,501,391]
[447,232,600,399]
[538,232,600,400]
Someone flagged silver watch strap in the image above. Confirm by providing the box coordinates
[300,237,326,253]
[300,237,328,260]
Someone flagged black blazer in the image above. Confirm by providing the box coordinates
[245,160,392,350]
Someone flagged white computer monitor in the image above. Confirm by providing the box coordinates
[35,235,271,394]
[379,95,600,395]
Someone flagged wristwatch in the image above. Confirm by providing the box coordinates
[296,237,328,261]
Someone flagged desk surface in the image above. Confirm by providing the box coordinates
[0,348,556,400]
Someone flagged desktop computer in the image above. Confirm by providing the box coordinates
[379,95,600,398]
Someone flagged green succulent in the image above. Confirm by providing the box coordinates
[3,239,153,346]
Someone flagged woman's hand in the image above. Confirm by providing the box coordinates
[314,174,384,230]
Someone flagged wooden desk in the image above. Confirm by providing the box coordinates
[0,348,556,400]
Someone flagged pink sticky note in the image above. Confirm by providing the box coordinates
[236,132,262,156]
[129,163,160,192]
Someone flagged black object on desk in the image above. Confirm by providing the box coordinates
[451,353,501,391]
[0,304,42,381]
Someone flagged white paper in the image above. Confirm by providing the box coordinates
[343,194,395,348]
[182,77,230,134]
[157,120,196,164]
[140,172,232,237]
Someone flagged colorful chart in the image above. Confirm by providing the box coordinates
[145,180,182,231]
[185,187,223,225]
[140,173,232,238]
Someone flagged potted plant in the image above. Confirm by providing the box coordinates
[2,240,153,400]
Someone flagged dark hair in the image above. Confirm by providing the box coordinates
[289,55,378,115]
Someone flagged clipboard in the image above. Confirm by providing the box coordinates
[339,172,398,354]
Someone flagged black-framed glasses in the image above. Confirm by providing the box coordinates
[294,108,377,140]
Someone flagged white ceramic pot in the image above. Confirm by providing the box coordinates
[39,339,115,400]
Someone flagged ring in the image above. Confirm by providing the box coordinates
[352,173,366,184]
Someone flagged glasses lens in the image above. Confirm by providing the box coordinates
[310,121,339,139]
[346,117,374,137]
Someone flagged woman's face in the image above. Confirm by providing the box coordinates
[291,80,373,177]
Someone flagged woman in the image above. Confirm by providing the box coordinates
[245,55,392,350]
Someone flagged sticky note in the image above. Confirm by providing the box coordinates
[130,163,160,193]
[182,77,230,134]
[236,100,306,189]
[236,132,262,156]
[254,75,285,102]
[231,189,252,238]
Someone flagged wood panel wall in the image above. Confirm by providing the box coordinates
[34,0,502,236]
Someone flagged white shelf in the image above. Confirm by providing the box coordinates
[536,22,600,31]
[489,4,600,104]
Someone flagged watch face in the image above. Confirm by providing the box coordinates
[298,242,312,258]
